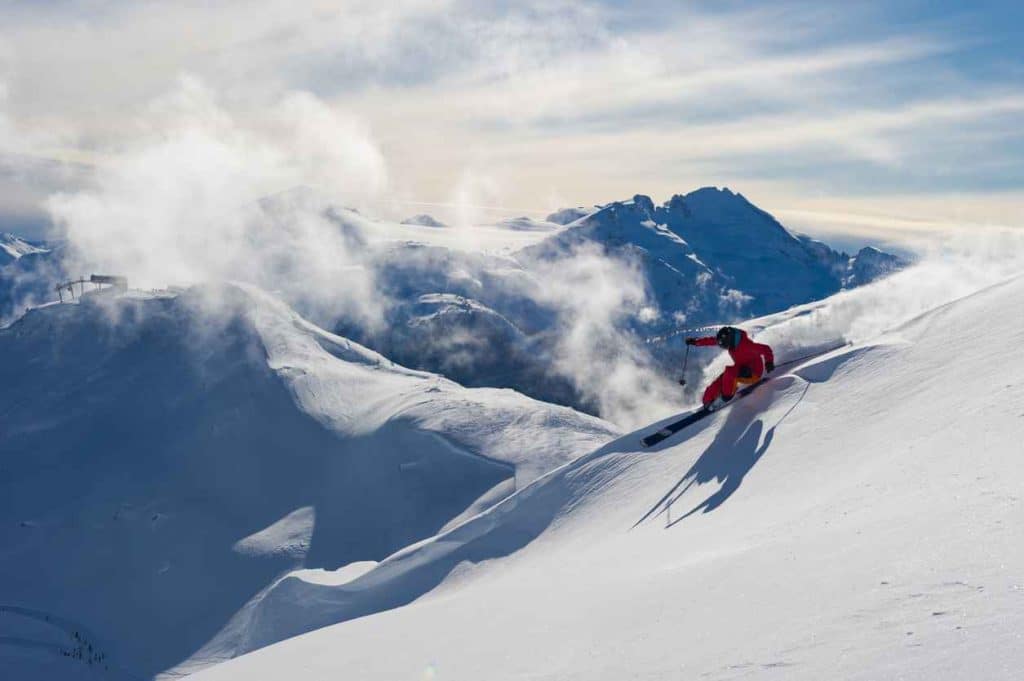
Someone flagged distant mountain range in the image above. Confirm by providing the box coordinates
[347,188,906,412]
[526,188,904,319]
[0,188,906,414]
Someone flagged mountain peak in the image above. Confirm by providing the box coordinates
[687,185,736,197]
[523,186,906,323]
[587,194,656,221]
[631,194,655,213]
[545,207,595,225]
[0,231,48,264]
[401,214,446,228]
[677,186,754,213]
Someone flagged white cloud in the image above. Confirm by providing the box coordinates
[46,76,388,328]
[532,245,680,428]
[0,1,1020,243]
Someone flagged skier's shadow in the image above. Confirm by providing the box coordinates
[636,383,807,528]
[665,415,773,526]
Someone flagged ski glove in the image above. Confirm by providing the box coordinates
[685,337,698,346]
[765,360,775,373]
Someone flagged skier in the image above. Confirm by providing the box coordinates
[686,326,775,411]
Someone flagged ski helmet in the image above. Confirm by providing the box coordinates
[716,326,741,349]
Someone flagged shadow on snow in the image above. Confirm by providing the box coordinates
[635,379,809,529]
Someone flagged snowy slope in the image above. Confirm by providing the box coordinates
[0,232,48,265]
[0,284,618,678]
[193,273,1024,681]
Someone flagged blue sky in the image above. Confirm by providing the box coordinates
[0,0,1021,247]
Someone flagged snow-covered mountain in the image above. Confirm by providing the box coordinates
[0,285,617,678]
[493,215,561,232]
[796,234,905,288]
[350,188,907,414]
[525,188,906,325]
[189,271,1024,681]
[336,240,584,407]
[0,243,65,324]
[0,232,48,266]
[0,188,907,420]
[0,232,56,322]
[844,245,906,286]
[400,214,445,228]
[545,206,597,225]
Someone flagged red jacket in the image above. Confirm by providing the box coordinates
[693,330,774,372]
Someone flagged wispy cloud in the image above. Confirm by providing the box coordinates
[0,1,1021,243]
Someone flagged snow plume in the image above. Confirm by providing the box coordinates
[46,76,387,330]
[449,170,503,243]
[699,226,1024,387]
[534,245,680,429]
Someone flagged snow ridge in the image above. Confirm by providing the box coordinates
[193,272,1024,681]
[0,284,617,678]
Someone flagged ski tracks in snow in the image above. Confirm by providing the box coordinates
[632,343,873,529]
[0,604,138,679]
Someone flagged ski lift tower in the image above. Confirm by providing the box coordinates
[55,274,128,302]
[89,274,128,293]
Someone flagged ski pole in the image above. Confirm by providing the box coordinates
[677,343,690,386]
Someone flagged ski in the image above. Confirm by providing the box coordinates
[640,378,767,448]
